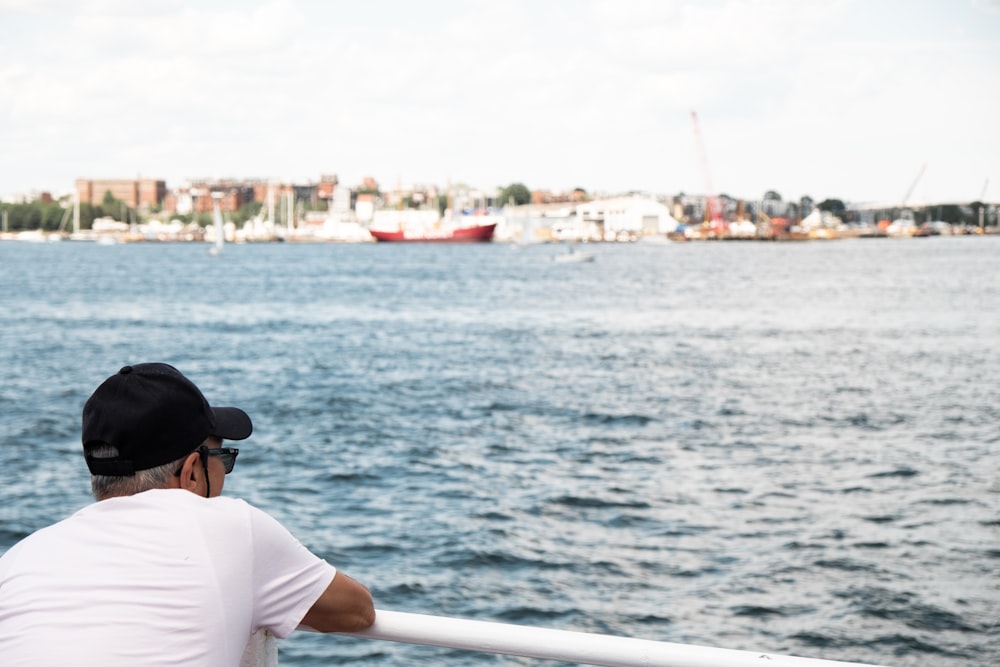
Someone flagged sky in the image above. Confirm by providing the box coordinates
[1,0,998,205]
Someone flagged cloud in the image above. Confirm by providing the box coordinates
[972,0,1000,14]
[0,0,997,202]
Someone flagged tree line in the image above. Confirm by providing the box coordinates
[0,191,269,233]
[0,190,142,233]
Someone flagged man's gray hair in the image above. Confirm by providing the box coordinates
[88,444,189,501]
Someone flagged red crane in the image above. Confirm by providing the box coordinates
[690,110,725,231]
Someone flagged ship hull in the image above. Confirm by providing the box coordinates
[369,223,496,243]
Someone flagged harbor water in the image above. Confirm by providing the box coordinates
[0,237,998,666]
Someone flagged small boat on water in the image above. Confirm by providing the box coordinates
[553,246,595,263]
[369,221,496,243]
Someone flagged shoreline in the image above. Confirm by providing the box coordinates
[1,226,995,245]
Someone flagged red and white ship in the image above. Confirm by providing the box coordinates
[368,207,502,243]
[369,221,496,243]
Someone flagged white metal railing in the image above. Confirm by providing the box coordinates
[240,609,889,667]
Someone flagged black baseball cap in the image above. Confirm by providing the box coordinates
[82,363,253,476]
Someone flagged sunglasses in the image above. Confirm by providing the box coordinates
[203,447,239,474]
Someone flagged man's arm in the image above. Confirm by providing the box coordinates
[300,571,376,632]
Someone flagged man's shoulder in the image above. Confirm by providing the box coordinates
[76,490,262,529]
[147,489,260,517]
[119,488,253,508]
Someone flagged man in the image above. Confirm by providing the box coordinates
[0,362,375,665]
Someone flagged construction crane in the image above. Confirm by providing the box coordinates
[901,162,927,207]
[690,111,725,231]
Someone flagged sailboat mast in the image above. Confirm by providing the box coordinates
[73,189,80,235]
[211,192,224,254]
[268,183,275,229]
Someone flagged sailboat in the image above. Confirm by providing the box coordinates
[209,193,225,256]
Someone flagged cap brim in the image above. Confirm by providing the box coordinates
[211,407,253,441]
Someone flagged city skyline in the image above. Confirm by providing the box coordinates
[1,0,999,206]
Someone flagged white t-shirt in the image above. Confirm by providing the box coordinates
[0,489,337,666]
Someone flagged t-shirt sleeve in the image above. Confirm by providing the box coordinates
[247,506,337,638]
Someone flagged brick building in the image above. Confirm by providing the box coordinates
[186,181,258,214]
[75,178,166,208]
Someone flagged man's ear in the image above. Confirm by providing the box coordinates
[178,451,203,491]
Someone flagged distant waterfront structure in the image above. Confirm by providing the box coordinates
[75,178,166,209]
[576,196,680,241]
[330,185,352,215]
[0,189,54,205]
[503,195,679,242]
[355,193,375,223]
[1,173,992,242]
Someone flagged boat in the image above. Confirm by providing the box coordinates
[553,245,595,263]
[885,210,917,237]
[12,229,62,243]
[209,193,225,255]
[369,221,496,243]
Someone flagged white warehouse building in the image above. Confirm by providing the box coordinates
[575,196,679,241]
